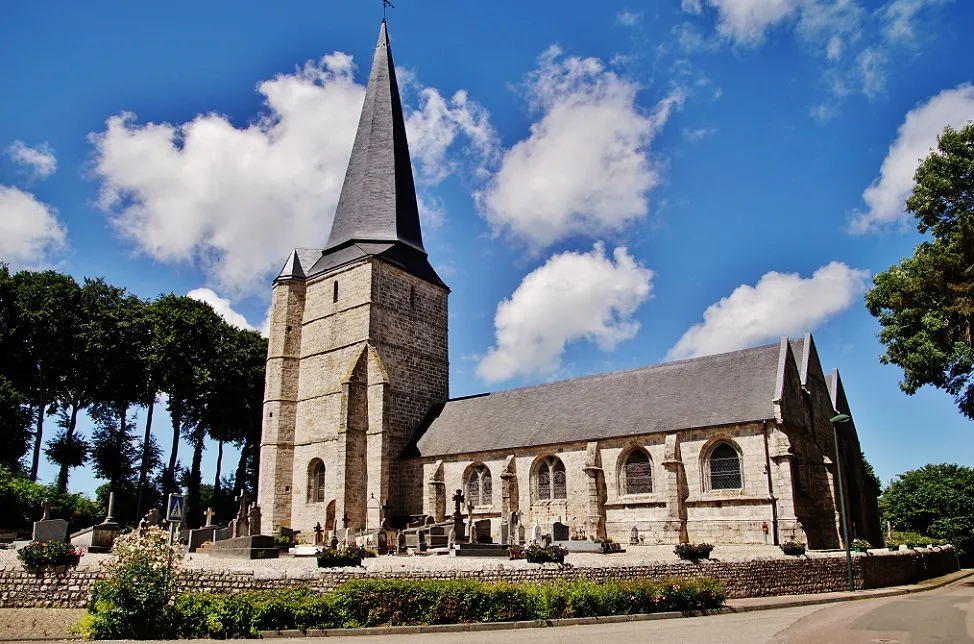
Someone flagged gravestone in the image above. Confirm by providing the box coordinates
[33,518,68,543]
[231,490,250,538]
[418,529,427,553]
[248,503,262,536]
[314,522,324,545]
[474,519,491,543]
[499,522,509,545]
[33,499,68,543]
[529,524,541,543]
[203,507,216,527]
[551,521,570,542]
[397,531,407,555]
[517,524,526,545]
[629,526,640,545]
[448,528,456,549]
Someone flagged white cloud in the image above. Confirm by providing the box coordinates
[477,46,683,249]
[667,262,869,360]
[850,84,974,233]
[7,141,57,179]
[856,47,887,100]
[405,88,497,184]
[699,0,863,53]
[707,0,803,44]
[90,52,492,295]
[810,102,840,123]
[682,0,704,14]
[683,126,716,142]
[0,186,66,268]
[616,10,641,26]
[478,243,654,383]
[881,0,953,43]
[187,287,256,330]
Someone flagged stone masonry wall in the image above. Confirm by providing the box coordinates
[0,549,957,609]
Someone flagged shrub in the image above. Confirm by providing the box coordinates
[851,539,872,552]
[76,526,183,640]
[316,546,367,568]
[780,541,806,556]
[18,540,83,569]
[674,543,714,560]
[524,543,568,564]
[507,544,525,559]
[81,576,726,638]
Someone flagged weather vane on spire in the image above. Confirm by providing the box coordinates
[381,0,395,21]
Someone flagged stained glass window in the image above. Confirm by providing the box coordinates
[624,450,653,494]
[537,457,567,500]
[466,465,492,506]
[709,443,742,490]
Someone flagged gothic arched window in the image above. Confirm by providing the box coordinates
[623,449,653,495]
[707,442,742,490]
[465,464,492,506]
[307,459,326,503]
[537,457,567,500]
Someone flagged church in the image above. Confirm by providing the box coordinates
[258,21,882,549]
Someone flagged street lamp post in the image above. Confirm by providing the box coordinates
[830,413,855,592]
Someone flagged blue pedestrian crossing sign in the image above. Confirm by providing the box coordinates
[167,494,185,523]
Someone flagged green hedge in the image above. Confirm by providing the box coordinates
[134,577,724,639]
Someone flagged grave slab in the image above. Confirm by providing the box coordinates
[210,535,280,560]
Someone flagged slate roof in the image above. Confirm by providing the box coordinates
[276,248,324,281]
[409,342,786,458]
[326,21,424,254]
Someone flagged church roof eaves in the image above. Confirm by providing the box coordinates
[408,341,786,458]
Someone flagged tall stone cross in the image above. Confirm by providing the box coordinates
[452,489,464,518]
[203,507,216,527]
[41,499,52,521]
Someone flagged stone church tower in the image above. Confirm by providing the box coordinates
[259,21,449,534]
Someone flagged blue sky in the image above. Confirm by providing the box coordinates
[2,0,972,497]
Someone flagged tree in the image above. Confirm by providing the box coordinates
[866,122,974,420]
[880,463,974,559]
[0,376,32,471]
[149,295,223,499]
[11,270,81,481]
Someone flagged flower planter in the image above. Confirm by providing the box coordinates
[674,543,714,561]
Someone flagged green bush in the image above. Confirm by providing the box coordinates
[316,546,367,568]
[0,467,101,531]
[674,543,714,560]
[122,577,725,639]
[17,540,83,568]
[524,543,567,563]
[851,539,872,552]
[77,527,183,640]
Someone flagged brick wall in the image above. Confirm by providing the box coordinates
[0,548,957,609]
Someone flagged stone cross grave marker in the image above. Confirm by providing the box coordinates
[41,499,52,521]
[204,507,216,527]
[452,489,464,519]
[314,522,324,545]
[232,490,251,538]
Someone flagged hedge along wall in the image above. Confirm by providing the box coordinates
[0,548,958,610]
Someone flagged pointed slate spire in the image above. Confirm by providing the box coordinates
[326,21,424,253]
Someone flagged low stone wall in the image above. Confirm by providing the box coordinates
[0,547,958,609]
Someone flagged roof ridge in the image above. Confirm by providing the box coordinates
[451,340,789,401]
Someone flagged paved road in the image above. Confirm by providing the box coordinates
[35,577,974,644]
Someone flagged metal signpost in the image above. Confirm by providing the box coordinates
[167,492,185,546]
